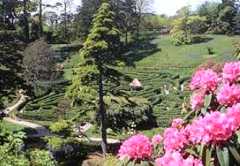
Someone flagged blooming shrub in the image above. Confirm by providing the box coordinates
[190,69,219,92]
[155,152,203,166]
[118,134,152,160]
[222,61,240,83]
[118,61,240,166]
[152,134,163,145]
[163,127,187,152]
[217,83,240,106]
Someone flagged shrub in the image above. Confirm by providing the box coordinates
[30,149,56,166]
[49,120,71,136]
[47,136,65,151]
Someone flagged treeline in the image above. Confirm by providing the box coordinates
[0,0,152,44]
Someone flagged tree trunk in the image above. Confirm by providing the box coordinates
[125,31,128,46]
[23,0,29,42]
[39,0,43,36]
[64,2,67,41]
[98,65,107,154]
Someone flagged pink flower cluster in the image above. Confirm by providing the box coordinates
[171,118,184,128]
[152,134,163,145]
[190,69,219,92]
[186,111,237,144]
[155,151,203,166]
[222,61,240,83]
[217,84,240,106]
[163,127,188,152]
[191,91,205,110]
[118,134,152,160]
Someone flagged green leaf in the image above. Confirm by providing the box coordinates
[228,144,240,164]
[183,110,194,121]
[185,148,198,157]
[236,131,240,144]
[216,146,229,166]
[203,146,213,166]
[204,94,212,108]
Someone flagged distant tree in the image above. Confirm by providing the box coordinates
[30,16,40,40]
[67,2,121,154]
[115,0,137,45]
[197,1,219,33]
[135,0,153,37]
[74,0,101,39]
[23,39,56,92]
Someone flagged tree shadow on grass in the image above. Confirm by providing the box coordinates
[190,36,213,44]
[122,31,161,67]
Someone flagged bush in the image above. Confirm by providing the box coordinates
[30,149,56,166]
[105,96,157,131]
[47,136,65,151]
[49,120,72,136]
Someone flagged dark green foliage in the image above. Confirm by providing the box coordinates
[74,0,101,39]
[105,96,156,130]
[0,31,25,107]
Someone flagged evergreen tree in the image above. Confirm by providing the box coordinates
[67,1,121,154]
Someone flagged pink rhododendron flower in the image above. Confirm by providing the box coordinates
[155,151,203,166]
[118,134,152,160]
[163,127,188,152]
[152,134,163,145]
[191,91,205,110]
[171,118,184,128]
[217,84,240,106]
[186,111,236,144]
[190,69,219,92]
[203,111,235,142]
[222,62,240,83]
[227,103,240,130]
[185,118,211,144]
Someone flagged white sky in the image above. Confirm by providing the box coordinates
[152,0,221,16]
[43,0,221,16]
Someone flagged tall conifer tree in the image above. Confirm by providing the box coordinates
[67,1,120,154]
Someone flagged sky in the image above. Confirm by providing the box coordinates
[152,0,221,16]
[43,0,221,16]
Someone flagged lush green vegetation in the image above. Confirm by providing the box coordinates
[0,0,239,165]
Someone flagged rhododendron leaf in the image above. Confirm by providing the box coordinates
[204,94,212,108]
[236,131,240,144]
[198,143,205,158]
[216,146,229,166]
[183,110,194,121]
[201,107,207,115]
[139,161,151,166]
[228,144,240,164]
[220,107,227,113]
[204,147,213,166]
[185,148,198,157]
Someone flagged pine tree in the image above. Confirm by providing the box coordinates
[67,1,121,154]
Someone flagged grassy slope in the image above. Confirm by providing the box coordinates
[135,35,236,68]
[118,34,238,129]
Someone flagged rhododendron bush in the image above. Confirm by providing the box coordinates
[117,61,240,166]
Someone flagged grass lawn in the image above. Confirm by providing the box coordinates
[134,34,237,68]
